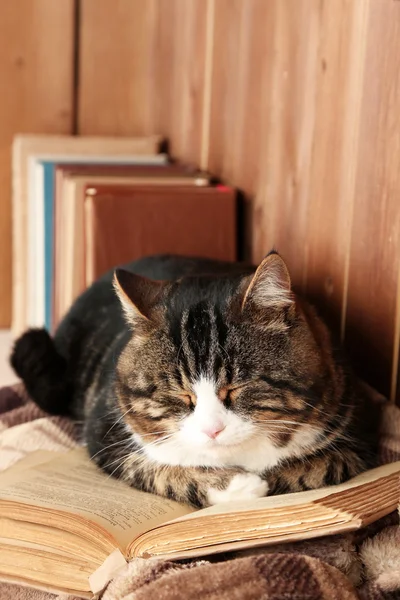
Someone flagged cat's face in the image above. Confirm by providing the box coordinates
[114,253,328,472]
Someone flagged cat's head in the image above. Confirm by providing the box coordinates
[113,252,333,471]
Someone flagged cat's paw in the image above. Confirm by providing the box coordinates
[207,473,268,505]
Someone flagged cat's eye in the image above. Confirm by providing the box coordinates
[218,386,244,405]
[177,393,195,408]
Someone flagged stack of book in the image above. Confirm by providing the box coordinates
[12,135,237,334]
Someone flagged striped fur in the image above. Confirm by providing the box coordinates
[11,253,379,507]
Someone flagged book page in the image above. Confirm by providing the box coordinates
[2,451,58,478]
[128,461,400,561]
[169,460,400,524]
[0,448,194,549]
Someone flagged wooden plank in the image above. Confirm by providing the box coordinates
[251,0,321,284]
[78,0,154,136]
[207,0,275,260]
[344,0,400,400]
[207,0,371,336]
[303,0,369,332]
[208,0,343,286]
[149,0,209,163]
[78,0,208,164]
[0,0,74,327]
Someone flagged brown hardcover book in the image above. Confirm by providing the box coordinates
[53,167,212,328]
[83,185,237,289]
[11,134,163,335]
[0,448,399,597]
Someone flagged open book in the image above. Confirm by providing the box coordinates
[0,448,399,597]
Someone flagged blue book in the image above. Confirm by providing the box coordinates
[43,162,55,330]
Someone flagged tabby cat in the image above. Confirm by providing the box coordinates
[11,252,378,508]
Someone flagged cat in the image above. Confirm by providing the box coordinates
[11,252,378,508]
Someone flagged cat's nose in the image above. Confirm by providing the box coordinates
[202,425,225,439]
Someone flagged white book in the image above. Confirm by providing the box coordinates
[27,153,168,329]
[12,134,163,336]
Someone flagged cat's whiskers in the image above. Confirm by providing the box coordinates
[318,442,351,465]
[262,419,308,426]
[251,424,297,440]
[291,399,324,415]
[138,430,173,438]
[90,437,135,461]
[102,404,136,440]
[333,430,357,445]
[142,433,175,448]
[175,341,185,366]
[217,342,230,362]
[252,418,325,430]
[251,421,298,433]
[107,453,141,479]
[250,420,324,440]
[251,421,295,431]
[98,407,121,421]
[104,433,174,469]
[252,418,358,456]
[293,398,353,417]
[105,433,175,479]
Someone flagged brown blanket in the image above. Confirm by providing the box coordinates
[0,382,399,600]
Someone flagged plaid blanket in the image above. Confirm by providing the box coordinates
[0,382,399,600]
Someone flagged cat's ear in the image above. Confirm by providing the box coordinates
[113,269,165,325]
[241,251,293,312]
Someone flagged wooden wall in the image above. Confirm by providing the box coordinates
[1,0,400,402]
[0,1,75,328]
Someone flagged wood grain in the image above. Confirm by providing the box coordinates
[207,0,370,332]
[4,0,398,401]
[0,0,74,327]
[207,1,328,281]
[251,0,321,285]
[344,0,400,399]
[207,0,274,260]
[204,0,400,398]
[79,0,208,164]
[303,0,369,333]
